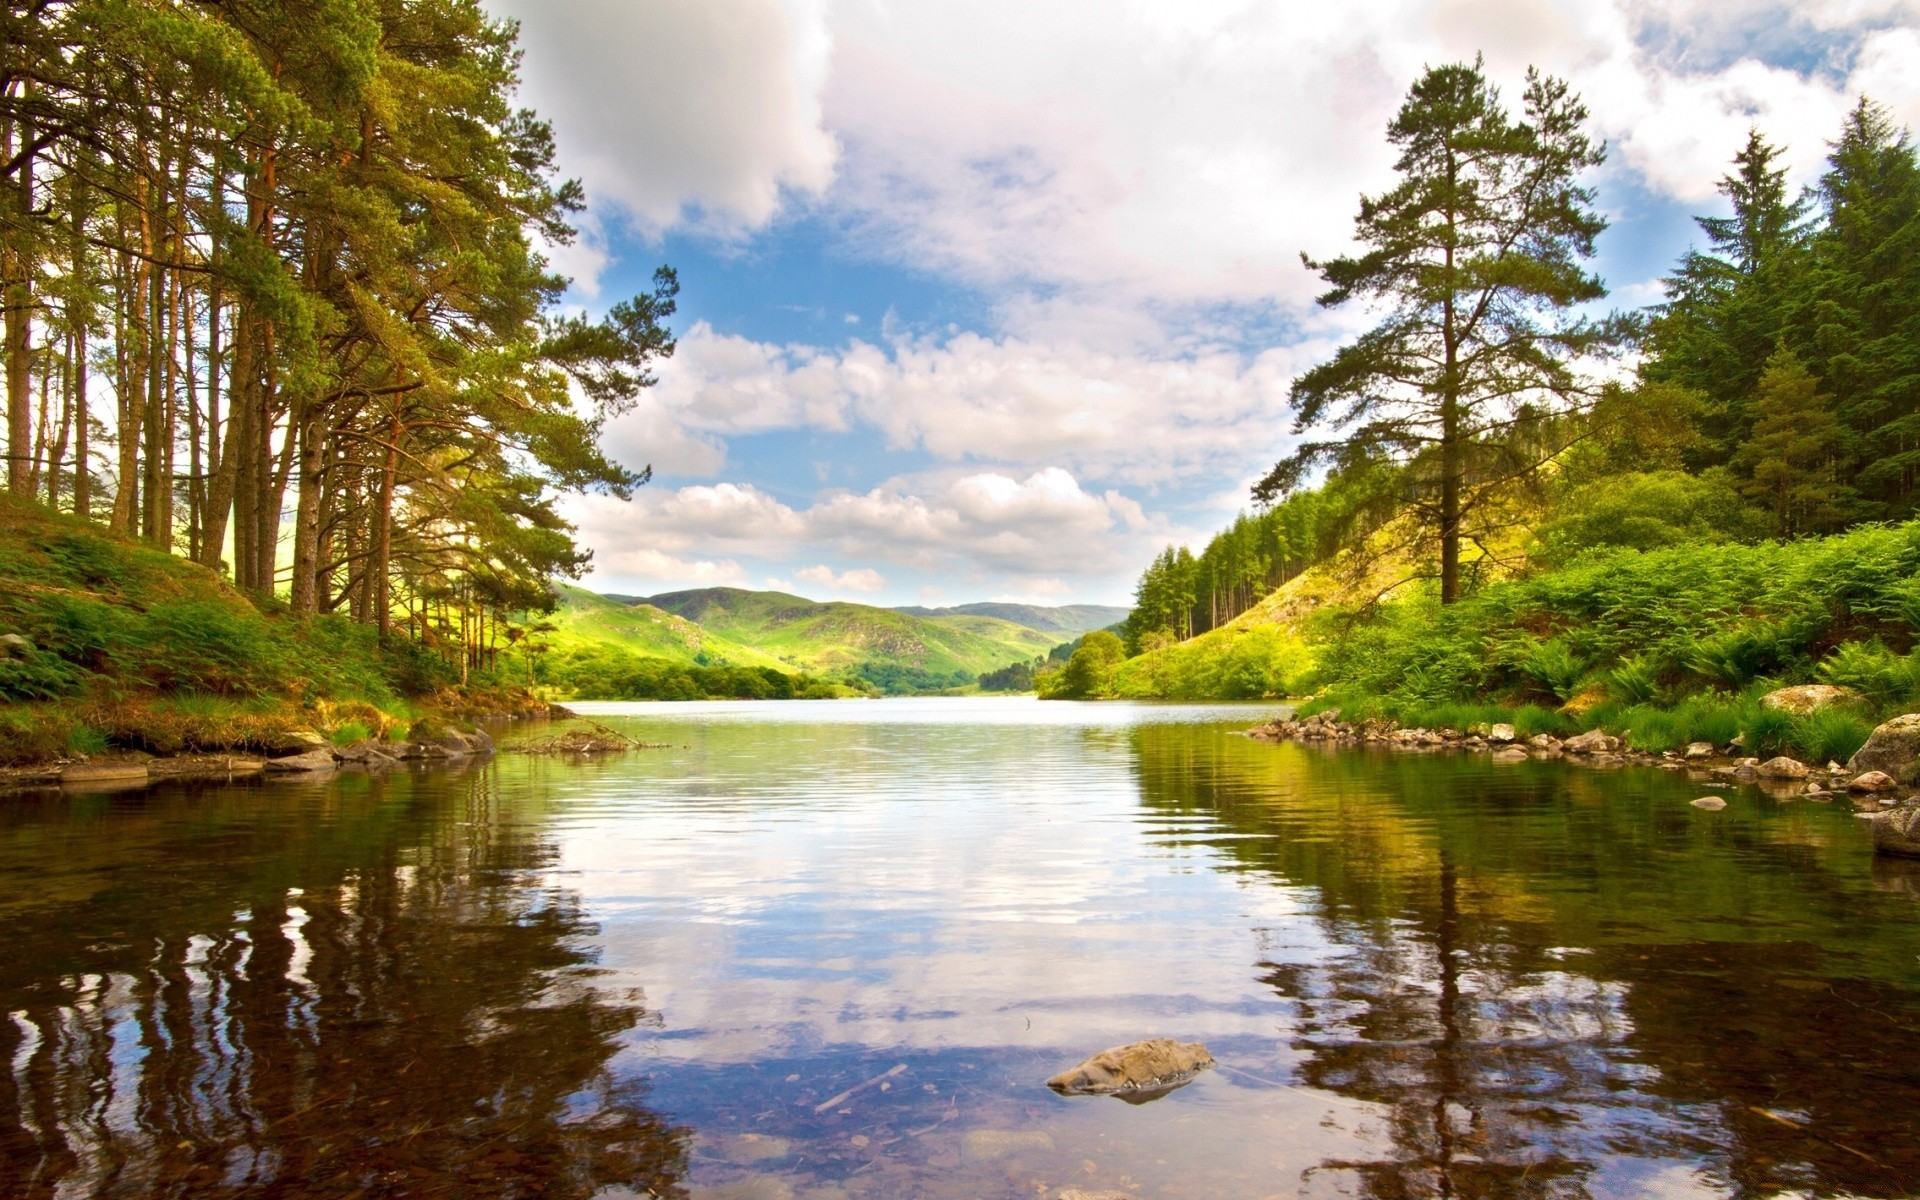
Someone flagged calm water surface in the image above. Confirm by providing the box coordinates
[3,697,1919,1199]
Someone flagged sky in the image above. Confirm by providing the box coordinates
[484,0,1920,608]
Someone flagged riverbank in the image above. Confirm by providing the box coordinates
[0,494,566,782]
[1246,703,1920,853]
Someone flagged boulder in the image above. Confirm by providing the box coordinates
[1691,796,1728,811]
[257,728,328,755]
[1684,742,1716,760]
[1848,714,1920,784]
[1849,770,1900,794]
[0,632,33,658]
[1756,756,1810,779]
[148,754,266,780]
[332,739,397,764]
[61,761,149,789]
[1563,729,1618,756]
[1527,734,1562,752]
[1761,684,1863,715]
[1870,806,1920,858]
[264,749,336,773]
[1488,723,1517,744]
[1046,1039,1214,1099]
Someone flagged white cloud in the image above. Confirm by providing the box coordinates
[795,564,886,593]
[491,0,837,240]
[564,467,1180,598]
[590,546,745,586]
[618,321,1327,487]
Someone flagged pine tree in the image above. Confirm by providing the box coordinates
[1803,100,1920,517]
[1732,347,1853,537]
[1261,61,1626,603]
[1644,130,1814,459]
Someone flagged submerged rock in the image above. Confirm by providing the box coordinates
[1046,1038,1214,1100]
[1849,714,1920,784]
[1690,796,1728,811]
[962,1130,1054,1160]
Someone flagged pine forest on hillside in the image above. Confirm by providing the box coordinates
[0,0,674,683]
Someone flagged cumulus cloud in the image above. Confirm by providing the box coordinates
[795,564,886,593]
[563,467,1176,597]
[614,321,1326,487]
[814,0,1920,308]
[492,0,837,239]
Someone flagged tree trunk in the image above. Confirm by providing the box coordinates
[373,410,399,635]
[5,112,33,497]
[69,182,89,520]
[289,399,324,613]
[110,249,139,534]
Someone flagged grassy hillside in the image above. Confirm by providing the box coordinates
[546,585,791,671]
[893,601,1128,636]
[640,587,1060,687]
[1105,516,1920,763]
[0,496,469,763]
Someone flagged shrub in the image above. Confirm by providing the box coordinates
[1817,640,1920,708]
[1789,707,1874,765]
[1607,654,1663,706]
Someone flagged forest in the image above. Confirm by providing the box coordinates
[1096,65,1920,756]
[0,0,671,686]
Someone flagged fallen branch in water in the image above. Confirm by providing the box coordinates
[814,1063,908,1113]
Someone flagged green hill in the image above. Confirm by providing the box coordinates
[546,585,790,671]
[637,587,1060,688]
[892,601,1128,635]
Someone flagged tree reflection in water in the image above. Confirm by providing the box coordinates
[0,768,687,1200]
[1131,726,1920,1199]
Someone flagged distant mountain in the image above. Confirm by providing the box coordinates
[635,587,1060,683]
[891,601,1129,636]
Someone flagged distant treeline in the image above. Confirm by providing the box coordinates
[537,645,847,701]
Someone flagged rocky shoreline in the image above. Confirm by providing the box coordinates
[0,715,515,794]
[1245,707,1920,856]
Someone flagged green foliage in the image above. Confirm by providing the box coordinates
[1731,348,1856,535]
[1607,654,1664,707]
[1040,631,1126,699]
[1533,470,1765,563]
[1790,706,1876,765]
[1303,523,1920,718]
[329,722,374,747]
[1110,625,1316,700]
[1816,639,1920,708]
[977,661,1037,692]
[537,642,850,701]
[850,662,971,695]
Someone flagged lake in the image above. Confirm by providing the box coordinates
[2,697,1917,1199]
